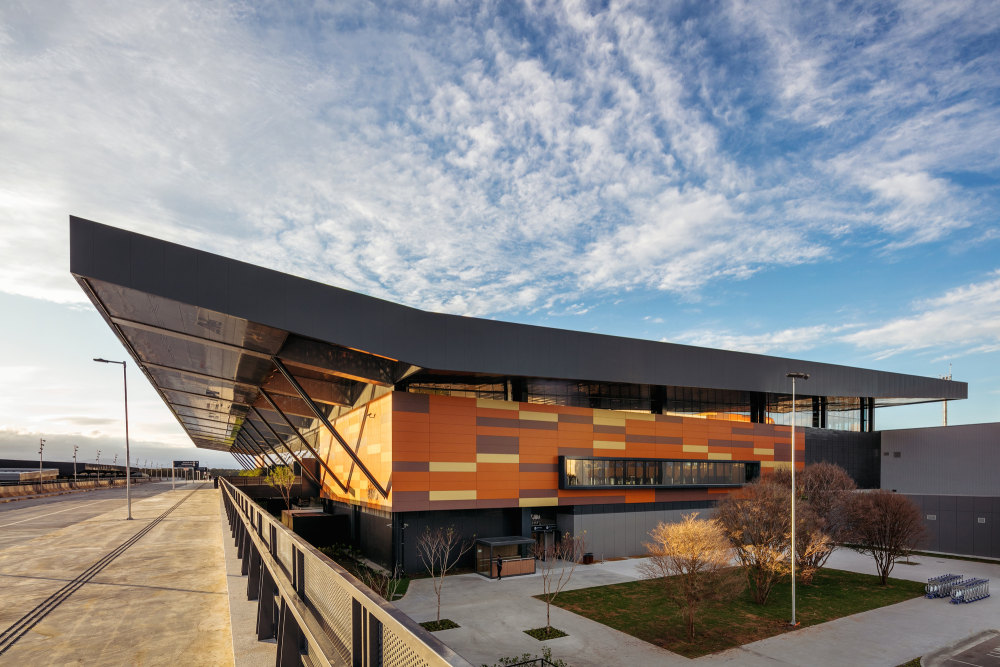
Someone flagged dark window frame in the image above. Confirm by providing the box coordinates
[559,455,761,490]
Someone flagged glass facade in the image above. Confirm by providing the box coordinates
[402,375,875,432]
[527,379,651,411]
[560,456,760,489]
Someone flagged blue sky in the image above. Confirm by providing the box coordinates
[1,0,998,468]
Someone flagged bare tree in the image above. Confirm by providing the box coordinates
[416,526,474,622]
[534,532,586,631]
[773,462,856,581]
[638,513,743,640]
[267,465,296,510]
[714,479,790,604]
[794,506,833,585]
[845,490,926,585]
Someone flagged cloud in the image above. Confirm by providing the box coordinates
[0,0,997,320]
[841,270,1000,358]
[671,324,857,355]
[671,271,1000,359]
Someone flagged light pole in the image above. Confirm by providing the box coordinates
[94,358,132,520]
[786,371,809,628]
[73,445,78,484]
[96,450,101,485]
[38,438,45,483]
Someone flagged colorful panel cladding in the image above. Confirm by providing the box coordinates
[315,392,394,511]
[388,392,798,513]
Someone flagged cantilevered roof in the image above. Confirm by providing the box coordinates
[70,216,966,458]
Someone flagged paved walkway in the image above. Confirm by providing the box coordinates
[0,482,234,666]
[395,550,1000,666]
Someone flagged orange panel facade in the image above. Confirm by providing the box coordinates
[319,392,799,513]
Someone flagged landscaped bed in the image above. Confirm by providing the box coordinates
[546,568,927,658]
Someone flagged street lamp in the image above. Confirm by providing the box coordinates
[38,438,45,483]
[94,358,132,520]
[96,450,101,484]
[73,445,79,484]
[786,371,809,628]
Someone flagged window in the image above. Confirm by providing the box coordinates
[560,456,760,489]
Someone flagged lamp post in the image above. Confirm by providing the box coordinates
[38,438,45,483]
[96,450,101,485]
[94,358,132,520]
[73,445,78,484]
[786,371,809,628]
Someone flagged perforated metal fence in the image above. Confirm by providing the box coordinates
[221,479,471,667]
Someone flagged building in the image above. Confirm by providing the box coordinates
[70,216,972,571]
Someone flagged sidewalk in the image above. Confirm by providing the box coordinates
[0,483,234,666]
[395,550,1000,667]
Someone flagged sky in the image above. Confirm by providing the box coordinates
[1,0,998,469]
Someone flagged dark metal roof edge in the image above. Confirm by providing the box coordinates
[69,215,967,401]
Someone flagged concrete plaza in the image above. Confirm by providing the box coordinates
[395,549,1000,666]
[0,482,233,666]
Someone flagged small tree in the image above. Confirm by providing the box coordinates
[638,513,743,640]
[794,506,833,585]
[267,465,296,510]
[534,532,586,632]
[845,490,926,585]
[714,480,790,604]
[416,526,474,622]
[773,462,856,582]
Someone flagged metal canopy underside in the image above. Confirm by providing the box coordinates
[69,216,968,459]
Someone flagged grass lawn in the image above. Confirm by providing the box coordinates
[546,568,926,658]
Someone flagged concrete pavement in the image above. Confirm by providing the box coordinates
[0,482,234,666]
[395,549,1000,667]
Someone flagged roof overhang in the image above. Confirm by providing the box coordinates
[70,216,967,457]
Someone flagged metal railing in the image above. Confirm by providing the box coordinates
[220,478,472,667]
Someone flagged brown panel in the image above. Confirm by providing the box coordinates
[558,413,593,424]
[518,420,558,431]
[393,391,430,413]
[476,498,518,509]
[594,424,625,434]
[774,441,792,461]
[476,435,519,454]
[520,488,558,498]
[393,461,429,472]
[519,462,558,473]
[428,500,480,510]
[477,416,520,428]
[654,489,713,502]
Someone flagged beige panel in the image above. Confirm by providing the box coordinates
[519,497,558,507]
[624,412,656,422]
[753,448,774,456]
[593,410,626,426]
[429,461,477,472]
[476,453,519,464]
[593,440,626,450]
[518,411,559,422]
[707,452,732,460]
[365,443,382,455]
[682,444,709,453]
[430,490,477,501]
[477,398,518,410]
[762,461,791,470]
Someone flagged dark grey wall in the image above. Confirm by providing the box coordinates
[907,494,1000,559]
[395,508,522,575]
[804,428,882,489]
[882,423,1000,496]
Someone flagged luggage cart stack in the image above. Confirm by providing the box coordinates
[949,578,990,604]
[925,573,963,599]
